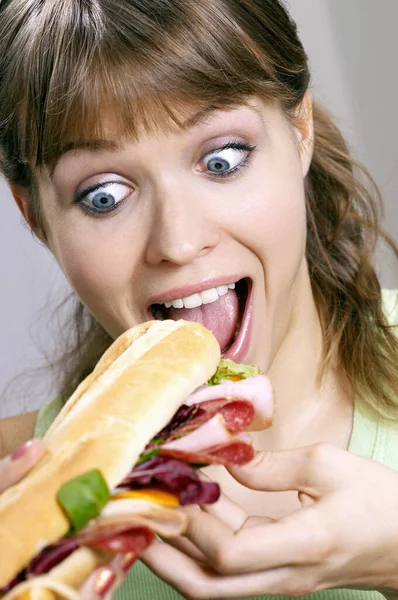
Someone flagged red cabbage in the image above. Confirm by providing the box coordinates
[122,456,220,505]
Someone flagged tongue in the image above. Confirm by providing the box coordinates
[169,290,239,351]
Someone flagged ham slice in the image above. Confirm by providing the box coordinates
[184,375,273,431]
[161,414,233,453]
[92,498,187,537]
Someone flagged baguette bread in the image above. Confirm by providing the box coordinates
[0,319,220,591]
[5,547,111,600]
[38,546,111,589]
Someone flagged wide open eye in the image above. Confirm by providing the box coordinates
[202,142,255,178]
[77,182,133,215]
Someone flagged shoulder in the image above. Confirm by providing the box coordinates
[0,411,37,458]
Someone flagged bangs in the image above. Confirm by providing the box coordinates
[2,0,285,172]
[34,55,251,171]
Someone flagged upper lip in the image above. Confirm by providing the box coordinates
[147,274,248,307]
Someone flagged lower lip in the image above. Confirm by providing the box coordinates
[223,280,253,363]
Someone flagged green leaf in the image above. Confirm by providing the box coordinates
[57,469,110,532]
[135,447,161,466]
[208,359,263,386]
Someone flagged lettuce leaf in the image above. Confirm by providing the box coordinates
[208,359,262,386]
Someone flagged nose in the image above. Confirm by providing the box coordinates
[145,183,221,266]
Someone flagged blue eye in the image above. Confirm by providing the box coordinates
[76,182,133,216]
[91,190,116,210]
[203,142,256,178]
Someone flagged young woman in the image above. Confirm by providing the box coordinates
[1,1,398,598]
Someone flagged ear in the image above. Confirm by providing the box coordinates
[10,184,46,243]
[294,90,314,178]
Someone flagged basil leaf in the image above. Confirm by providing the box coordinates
[57,469,110,532]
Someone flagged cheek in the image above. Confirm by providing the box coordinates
[43,207,141,331]
[235,150,307,283]
[57,229,126,294]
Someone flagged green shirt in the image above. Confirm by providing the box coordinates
[34,290,398,600]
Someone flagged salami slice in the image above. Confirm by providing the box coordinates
[79,525,155,555]
[184,375,274,431]
[160,440,255,467]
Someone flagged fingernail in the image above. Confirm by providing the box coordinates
[120,552,137,572]
[10,441,33,461]
[94,567,116,597]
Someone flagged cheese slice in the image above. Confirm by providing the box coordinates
[112,488,179,507]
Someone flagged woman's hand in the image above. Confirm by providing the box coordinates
[0,439,46,492]
[141,443,398,599]
[0,440,134,599]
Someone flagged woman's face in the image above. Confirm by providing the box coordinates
[34,98,313,373]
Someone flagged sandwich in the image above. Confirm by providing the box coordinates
[0,319,273,599]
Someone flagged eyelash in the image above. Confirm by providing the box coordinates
[73,182,127,218]
[205,141,257,179]
[74,140,257,217]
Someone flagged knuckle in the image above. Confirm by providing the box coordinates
[283,576,317,597]
[211,543,236,574]
[184,582,208,600]
[307,442,333,463]
[300,443,333,487]
[300,511,333,564]
[314,528,333,563]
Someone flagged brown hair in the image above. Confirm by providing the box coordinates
[1,0,397,419]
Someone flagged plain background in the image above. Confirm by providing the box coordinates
[1,0,397,418]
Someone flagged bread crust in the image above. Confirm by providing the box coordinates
[0,320,220,588]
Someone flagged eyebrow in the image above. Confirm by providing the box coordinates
[182,104,265,128]
[51,105,264,175]
[50,139,120,176]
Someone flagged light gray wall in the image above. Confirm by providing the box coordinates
[0,177,67,417]
[1,0,397,417]
[288,0,398,286]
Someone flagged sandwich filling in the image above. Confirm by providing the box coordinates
[1,361,273,595]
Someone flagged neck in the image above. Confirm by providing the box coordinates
[253,269,354,452]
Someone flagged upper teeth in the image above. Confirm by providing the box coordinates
[163,283,236,310]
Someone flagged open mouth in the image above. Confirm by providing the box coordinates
[226,278,249,352]
[149,278,251,357]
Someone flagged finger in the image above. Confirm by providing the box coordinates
[202,496,275,531]
[79,553,134,599]
[166,535,210,563]
[0,440,46,492]
[183,505,320,573]
[142,538,308,599]
[79,565,120,599]
[198,471,249,531]
[227,443,343,495]
[242,516,275,528]
[298,491,316,507]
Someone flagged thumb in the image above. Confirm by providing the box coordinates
[0,439,46,493]
[227,443,339,495]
